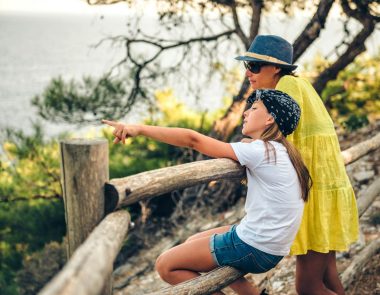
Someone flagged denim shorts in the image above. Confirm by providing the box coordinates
[209,225,283,274]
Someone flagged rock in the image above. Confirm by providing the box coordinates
[273,281,284,290]
[224,210,235,219]
[353,171,375,183]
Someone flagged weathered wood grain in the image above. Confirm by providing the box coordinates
[146,267,245,295]
[341,133,380,165]
[39,210,130,295]
[357,177,380,217]
[341,238,380,290]
[105,134,380,212]
[60,138,109,257]
[59,138,113,294]
[105,158,245,211]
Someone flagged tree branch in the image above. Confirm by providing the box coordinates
[114,29,236,113]
[313,0,378,95]
[341,0,380,22]
[0,194,61,203]
[293,0,335,62]
[121,30,237,53]
[87,0,124,4]
[207,0,264,140]
[230,1,250,48]
[248,0,263,42]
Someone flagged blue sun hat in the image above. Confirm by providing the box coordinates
[235,35,297,71]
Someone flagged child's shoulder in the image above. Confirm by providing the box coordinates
[231,139,266,154]
[240,139,265,146]
[238,139,285,150]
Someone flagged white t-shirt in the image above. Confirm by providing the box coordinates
[230,140,304,256]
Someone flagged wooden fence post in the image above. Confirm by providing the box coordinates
[60,138,111,295]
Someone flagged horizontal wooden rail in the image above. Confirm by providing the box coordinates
[105,133,380,212]
[39,210,131,295]
[105,158,244,212]
[341,238,380,290]
[341,132,380,165]
[147,267,245,295]
[357,177,380,218]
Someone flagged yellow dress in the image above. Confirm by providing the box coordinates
[276,75,359,255]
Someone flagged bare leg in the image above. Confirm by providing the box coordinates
[184,225,231,242]
[229,277,261,295]
[296,250,338,295]
[157,225,260,295]
[155,236,224,294]
[323,251,345,295]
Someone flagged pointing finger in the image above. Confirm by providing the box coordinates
[120,128,126,144]
[102,119,118,127]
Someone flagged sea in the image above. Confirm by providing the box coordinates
[0,12,128,138]
[0,11,379,139]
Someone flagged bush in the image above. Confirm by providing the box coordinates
[0,199,65,294]
[15,242,66,295]
[320,50,380,130]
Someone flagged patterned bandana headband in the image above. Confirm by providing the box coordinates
[247,89,301,136]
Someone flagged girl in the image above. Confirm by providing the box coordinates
[102,88,312,295]
[235,35,359,295]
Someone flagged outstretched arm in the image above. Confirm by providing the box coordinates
[102,120,238,161]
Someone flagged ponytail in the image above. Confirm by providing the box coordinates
[261,123,312,202]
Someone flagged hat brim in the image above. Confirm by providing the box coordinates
[235,55,298,71]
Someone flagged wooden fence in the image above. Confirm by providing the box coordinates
[39,133,380,295]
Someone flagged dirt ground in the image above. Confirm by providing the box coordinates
[347,251,380,295]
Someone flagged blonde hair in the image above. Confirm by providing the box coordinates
[261,123,312,202]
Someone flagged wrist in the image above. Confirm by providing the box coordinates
[136,124,144,136]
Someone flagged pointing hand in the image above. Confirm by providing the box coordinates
[102,119,140,144]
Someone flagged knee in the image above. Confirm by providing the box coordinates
[155,253,171,282]
[295,283,309,295]
[185,233,200,243]
[296,280,323,295]
[296,275,317,295]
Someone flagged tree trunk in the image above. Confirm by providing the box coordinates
[312,17,376,95]
[293,0,335,62]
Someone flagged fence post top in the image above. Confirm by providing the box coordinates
[60,138,108,146]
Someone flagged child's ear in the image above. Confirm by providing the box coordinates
[266,115,275,126]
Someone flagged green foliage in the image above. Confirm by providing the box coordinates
[32,75,128,124]
[105,89,227,178]
[0,123,66,294]
[0,199,65,294]
[319,50,380,130]
[0,123,61,202]
[15,242,66,295]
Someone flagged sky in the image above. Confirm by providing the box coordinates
[0,0,129,14]
[0,0,344,17]
[1,0,377,54]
